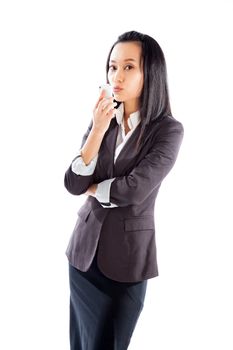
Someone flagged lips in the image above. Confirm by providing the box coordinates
[113,87,123,92]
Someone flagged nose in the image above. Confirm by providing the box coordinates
[114,69,124,83]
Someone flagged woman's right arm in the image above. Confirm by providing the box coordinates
[64,90,117,195]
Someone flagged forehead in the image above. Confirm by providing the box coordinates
[109,41,142,63]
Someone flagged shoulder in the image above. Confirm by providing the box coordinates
[146,114,184,138]
[145,115,184,146]
[156,114,184,133]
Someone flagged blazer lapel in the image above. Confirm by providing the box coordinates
[100,118,119,178]
[113,122,142,176]
[104,118,119,154]
[101,118,144,177]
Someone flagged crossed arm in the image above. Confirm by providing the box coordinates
[64,119,184,208]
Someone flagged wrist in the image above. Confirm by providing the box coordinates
[91,126,106,137]
[87,183,97,196]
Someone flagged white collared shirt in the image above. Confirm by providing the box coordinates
[71,103,141,208]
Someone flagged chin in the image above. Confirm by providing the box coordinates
[113,95,125,102]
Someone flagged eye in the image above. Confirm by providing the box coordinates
[108,64,134,71]
[125,65,133,70]
[109,65,117,71]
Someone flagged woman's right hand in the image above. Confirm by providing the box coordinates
[92,89,118,134]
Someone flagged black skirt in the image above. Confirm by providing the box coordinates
[68,248,147,350]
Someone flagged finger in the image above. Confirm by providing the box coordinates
[104,102,117,115]
[107,108,117,120]
[98,97,115,111]
[101,101,117,113]
[94,89,106,109]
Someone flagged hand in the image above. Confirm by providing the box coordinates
[84,183,97,197]
[92,89,117,134]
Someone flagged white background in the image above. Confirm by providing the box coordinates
[0,0,233,349]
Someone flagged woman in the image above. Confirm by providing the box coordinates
[64,30,184,350]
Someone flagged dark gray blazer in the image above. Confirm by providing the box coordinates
[64,114,184,282]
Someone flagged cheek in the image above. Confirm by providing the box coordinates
[133,74,144,93]
[139,77,144,92]
[108,71,113,82]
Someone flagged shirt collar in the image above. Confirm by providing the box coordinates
[115,103,141,130]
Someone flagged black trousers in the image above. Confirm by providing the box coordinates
[68,252,147,350]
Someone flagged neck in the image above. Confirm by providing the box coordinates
[123,100,139,120]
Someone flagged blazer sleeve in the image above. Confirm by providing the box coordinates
[107,119,184,207]
[64,119,96,195]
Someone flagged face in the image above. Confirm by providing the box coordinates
[107,41,144,109]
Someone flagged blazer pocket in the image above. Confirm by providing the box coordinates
[124,216,154,232]
[77,205,92,222]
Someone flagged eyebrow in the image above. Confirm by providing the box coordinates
[109,58,137,63]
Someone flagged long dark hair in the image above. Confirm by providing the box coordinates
[105,30,172,151]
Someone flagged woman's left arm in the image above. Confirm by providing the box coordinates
[86,119,184,207]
